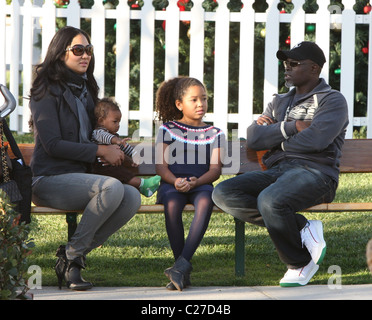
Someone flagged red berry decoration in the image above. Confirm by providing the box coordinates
[364,4,371,14]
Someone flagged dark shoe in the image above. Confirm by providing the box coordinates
[55,245,68,289]
[165,273,191,291]
[55,245,93,291]
[164,256,192,291]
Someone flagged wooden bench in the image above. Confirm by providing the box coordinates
[12,139,372,276]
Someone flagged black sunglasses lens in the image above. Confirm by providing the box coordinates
[71,45,93,56]
[72,45,85,56]
[283,61,299,68]
[85,45,93,56]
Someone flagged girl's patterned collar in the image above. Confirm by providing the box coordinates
[160,121,222,145]
[170,121,215,132]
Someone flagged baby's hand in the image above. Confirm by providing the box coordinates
[120,137,131,146]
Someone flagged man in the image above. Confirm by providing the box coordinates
[212,42,349,286]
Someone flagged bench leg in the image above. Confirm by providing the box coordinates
[234,218,245,276]
[66,212,77,242]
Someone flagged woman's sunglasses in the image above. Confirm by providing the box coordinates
[66,44,94,57]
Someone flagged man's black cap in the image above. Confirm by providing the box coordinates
[276,41,326,67]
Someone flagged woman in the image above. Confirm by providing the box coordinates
[29,26,141,291]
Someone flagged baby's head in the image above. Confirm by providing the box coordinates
[95,98,122,134]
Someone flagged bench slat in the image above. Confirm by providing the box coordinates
[31,202,372,215]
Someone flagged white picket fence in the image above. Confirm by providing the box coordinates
[1,0,372,139]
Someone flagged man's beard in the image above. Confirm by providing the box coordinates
[285,79,294,89]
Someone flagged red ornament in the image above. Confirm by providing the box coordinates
[280,9,286,14]
[177,1,186,11]
[131,1,139,8]
[364,4,371,14]
[362,42,369,54]
[54,0,68,6]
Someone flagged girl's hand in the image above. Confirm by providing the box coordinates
[175,177,190,192]
[187,176,198,190]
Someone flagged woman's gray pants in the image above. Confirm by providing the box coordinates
[32,173,141,260]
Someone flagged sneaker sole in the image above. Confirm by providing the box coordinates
[280,264,319,287]
[311,220,326,265]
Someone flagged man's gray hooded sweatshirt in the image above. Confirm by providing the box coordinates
[246,78,349,183]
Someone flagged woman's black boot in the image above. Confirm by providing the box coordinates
[55,245,93,291]
[164,256,192,291]
[55,245,68,289]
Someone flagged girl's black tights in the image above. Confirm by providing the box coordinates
[163,191,214,262]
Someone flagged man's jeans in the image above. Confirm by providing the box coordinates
[212,161,337,268]
[32,173,141,261]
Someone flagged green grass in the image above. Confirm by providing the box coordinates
[26,173,372,287]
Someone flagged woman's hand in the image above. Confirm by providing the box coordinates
[97,144,124,166]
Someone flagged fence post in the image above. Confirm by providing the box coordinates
[189,0,205,82]
[290,0,305,47]
[164,0,180,80]
[315,0,331,83]
[238,0,255,139]
[340,0,356,138]
[115,0,131,136]
[41,0,56,61]
[9,0,20,131]
[263,0,280,110]
[0,0,6,86]
[139,0,155,137]
[91,0,106,98]
[21,0,33,133]
[213,0,230,136]
[367,10,372,138]
[66,0,81,28]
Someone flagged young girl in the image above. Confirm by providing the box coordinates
[155,76,225,291]
[92,98,161,197]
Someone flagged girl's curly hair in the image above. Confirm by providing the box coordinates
[155,76,206,122]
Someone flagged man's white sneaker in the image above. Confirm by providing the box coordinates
[280,260,319,287]
[300,220,326,265]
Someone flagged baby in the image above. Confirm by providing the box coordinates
[91,97,160,197]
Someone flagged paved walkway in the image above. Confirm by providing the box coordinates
[29,284,372,300]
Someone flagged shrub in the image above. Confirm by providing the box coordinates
[0,192,34,300]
